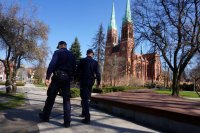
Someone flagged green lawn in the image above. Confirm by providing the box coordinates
[34,83,46,87]
[0,91,25,110]
[155,89,200,98]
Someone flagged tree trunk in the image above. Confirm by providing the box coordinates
[172,70,180,96]
[167,68,169,87]
[11,70,17,93]
[5,64,12,94]
[5,75,12,94]
[11,63,18,93]
[195,82,200,97]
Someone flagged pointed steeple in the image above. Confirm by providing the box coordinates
[123,0,132,24]
[108,1,117,30]
[141,45,143,55]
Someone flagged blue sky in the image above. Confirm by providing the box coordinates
[18,0,129,57]
[3,0,144,65]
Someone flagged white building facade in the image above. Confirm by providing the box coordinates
[0,62,6,81]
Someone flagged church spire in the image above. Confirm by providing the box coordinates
[123,0,132,24]
[141,45,143,55]
[108,1,117,30]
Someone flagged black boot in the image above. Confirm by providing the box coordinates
[81,116,90,124]
[64,122,70,128]
[81,119,90,124]
[78,114,84,117]
[39,113,49,122]
[58,89,63,97]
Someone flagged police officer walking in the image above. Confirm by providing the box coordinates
[39,41,76,128]
[76,49,101,124]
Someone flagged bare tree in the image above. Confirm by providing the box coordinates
[91,24,106,73]
[132,0,200,96]
[104,56,126,86]
[190,58,200,96]
[32,43,50,84]
[0,2,49,93]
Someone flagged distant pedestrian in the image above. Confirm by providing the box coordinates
[39,41,76,128]
[76,49,101,124]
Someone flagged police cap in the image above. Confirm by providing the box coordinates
[57,41,67,49]
[87,49,94,55]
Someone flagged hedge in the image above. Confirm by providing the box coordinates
[92,88,103,93]
[0,81,25,86]
[70,88,80,98]
[70,86,146,98]
[16,82,25,86]
[0,82,5,85]
[180,83,194,91]
[92,86,145,94]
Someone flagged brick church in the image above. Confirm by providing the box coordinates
[103,0,162,86]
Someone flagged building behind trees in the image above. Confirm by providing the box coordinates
[103,0,162,86]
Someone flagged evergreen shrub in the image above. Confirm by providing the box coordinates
[70,88,80,98]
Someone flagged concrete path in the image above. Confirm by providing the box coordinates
[0,84,160,133]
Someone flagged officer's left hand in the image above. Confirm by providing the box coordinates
[45,80,50,86]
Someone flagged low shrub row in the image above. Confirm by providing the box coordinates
[145,82,196,91]
[70,87,129,98]
[92,88,103,93]
[70,86,145,98]
[92,86,145,94]
[0,82,5,85]
[70,88,80,98]
[0,81,25,86]
[180,83,194,91]
[16,81,25,86]
[102,86,126,93]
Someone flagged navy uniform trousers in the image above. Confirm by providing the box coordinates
[42,75,71,123]
[80,79,95,120]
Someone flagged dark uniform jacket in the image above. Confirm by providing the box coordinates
[76,56,101,85]
[46,48,76,80]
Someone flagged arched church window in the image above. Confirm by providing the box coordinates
[135,64,140,78]
[129,31,133,38]
[122,30,125,39]
[107,34,110,41]
[124,29,127,38]
[156,64,160,76]
[136,64,141,72]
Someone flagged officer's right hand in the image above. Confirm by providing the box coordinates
[45,80,50,86]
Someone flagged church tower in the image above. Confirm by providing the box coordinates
[103,1,118,84]
[119,0,134,77]
[105,1,118,56]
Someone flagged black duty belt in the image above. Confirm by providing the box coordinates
[54,70,68,76]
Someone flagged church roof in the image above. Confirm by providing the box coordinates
[108,1,117,30]
[123,0,132,24]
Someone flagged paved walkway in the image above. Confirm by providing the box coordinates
[0,84,159,133]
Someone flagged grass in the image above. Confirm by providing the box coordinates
[35,83,46,87]
[155,89,200,98]
[0,91,25,110]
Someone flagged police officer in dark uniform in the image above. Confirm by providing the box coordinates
[76,49,101,124]
[39,41,76,128]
